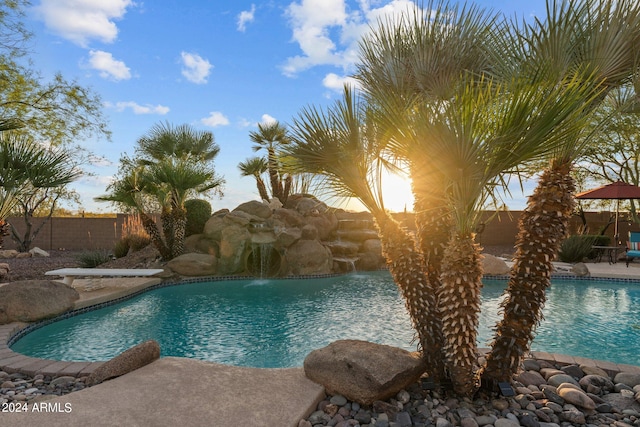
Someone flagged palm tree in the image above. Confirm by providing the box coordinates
[97,123,225,259]
[249,121,292,204]
[238,156,270,201]
[96,165,172,260]
[0,131,80,247]
[482,0,640,383]
[286,86,448,382]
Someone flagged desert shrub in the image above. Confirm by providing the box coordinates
[77,250,111,268]
[558,235,598,263]
[121,214,151,252]
[113,239,130,258]
[185,199,212,237]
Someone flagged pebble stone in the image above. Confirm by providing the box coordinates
[0,371,87,405]
[303,359,640,427]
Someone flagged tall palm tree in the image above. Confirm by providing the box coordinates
[353,1,505,390]
[482,0,640,383]
[97,123,225,259]
[249,121,292,204]
[286,86,447,382]
[238,156,270,201]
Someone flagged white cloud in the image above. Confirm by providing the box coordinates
[282,0,417,77]
[34,0,134,47]
[87,50,131,80]
[180,52,213,84]
[201,112,230,127]
[260,114,277,125]
[322,73,360,92]
[237,4,256,32]
[106,101,170,115]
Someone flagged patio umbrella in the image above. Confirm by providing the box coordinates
[575,180,640,244]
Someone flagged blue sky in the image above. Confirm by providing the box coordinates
[25,0,547,213]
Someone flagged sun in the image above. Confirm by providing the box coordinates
[381,170,414,213]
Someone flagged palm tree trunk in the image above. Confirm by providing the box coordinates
[139,212,171,260]
[171,205,187,259]
[374,213,446,383]
[255,176,270,201]
[267,147,282,201]
[482,161,575,383]
[439,233,483,396]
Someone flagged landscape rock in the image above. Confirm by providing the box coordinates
[166,253,217,276]
[86,340,160,386]
[615,372,640,388]
[516,370,547,387]
[28,247,49,257]
[285,239,332,275]
[571,262,590,277]
[233,200,273,219]
[0,249,18,259]
[547,373,579,387]
[482,254,510,275]
[0,280,79,324]
[557,386,596,410]
[578,374,615,395]
[303,340,427,405]
[217,225,250,274]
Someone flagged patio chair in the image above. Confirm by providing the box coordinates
[625,231,640,267]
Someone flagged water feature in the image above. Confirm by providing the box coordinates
[246,222,280,278]
[10,272,640,367]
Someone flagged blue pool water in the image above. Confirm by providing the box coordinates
[10,271,640,367]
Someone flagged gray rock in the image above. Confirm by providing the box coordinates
[303,340,427,405]
[435,417,453,427]
[396,411,412,427]
[547,374,580,387]
[516,371,547,387]
[495,418,520,427]
[86,340,160,386]
[571,262,590,276]
[0,280,79,324]
[523,359,542,371]
[580,365,609,377]
[560,364,584,379]
[461,418,479,427]
[614,372,640,388]
[475,414,498,426]
[579,374,615,395]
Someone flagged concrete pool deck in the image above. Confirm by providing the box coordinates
[2,262,640,426]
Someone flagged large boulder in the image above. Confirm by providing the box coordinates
[482,254,510,275]
[217,225,250,274]
[304,340,427,405]
[167,253,217,276]
[86,340,160,386]
[0,280,79,324]
[285,239,332,275]
[183,234,218,256]
[233,200,273,219]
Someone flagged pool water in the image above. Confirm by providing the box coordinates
[10,272,640,367]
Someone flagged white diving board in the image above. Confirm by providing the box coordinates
[45,268,164,287]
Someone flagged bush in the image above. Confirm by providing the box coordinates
[76,250,112,268]
[185,199,212,237]
[113,239,130,258]
[120,214,151,253]
[558,235,598,263]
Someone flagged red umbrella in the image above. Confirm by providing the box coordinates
[575,180,640,243]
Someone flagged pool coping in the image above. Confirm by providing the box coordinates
[2,272,640,379]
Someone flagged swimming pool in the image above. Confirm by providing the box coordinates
[10,271,640,367]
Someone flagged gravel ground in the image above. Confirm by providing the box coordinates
[2,245,162,282]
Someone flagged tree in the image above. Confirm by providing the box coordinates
[238,156,270,201]
[0,1,109,146]
[482,0,640,384]
[249,122,292,204]
[576,86,640,225]
[96,123,225,260]
[0,131,80,248]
